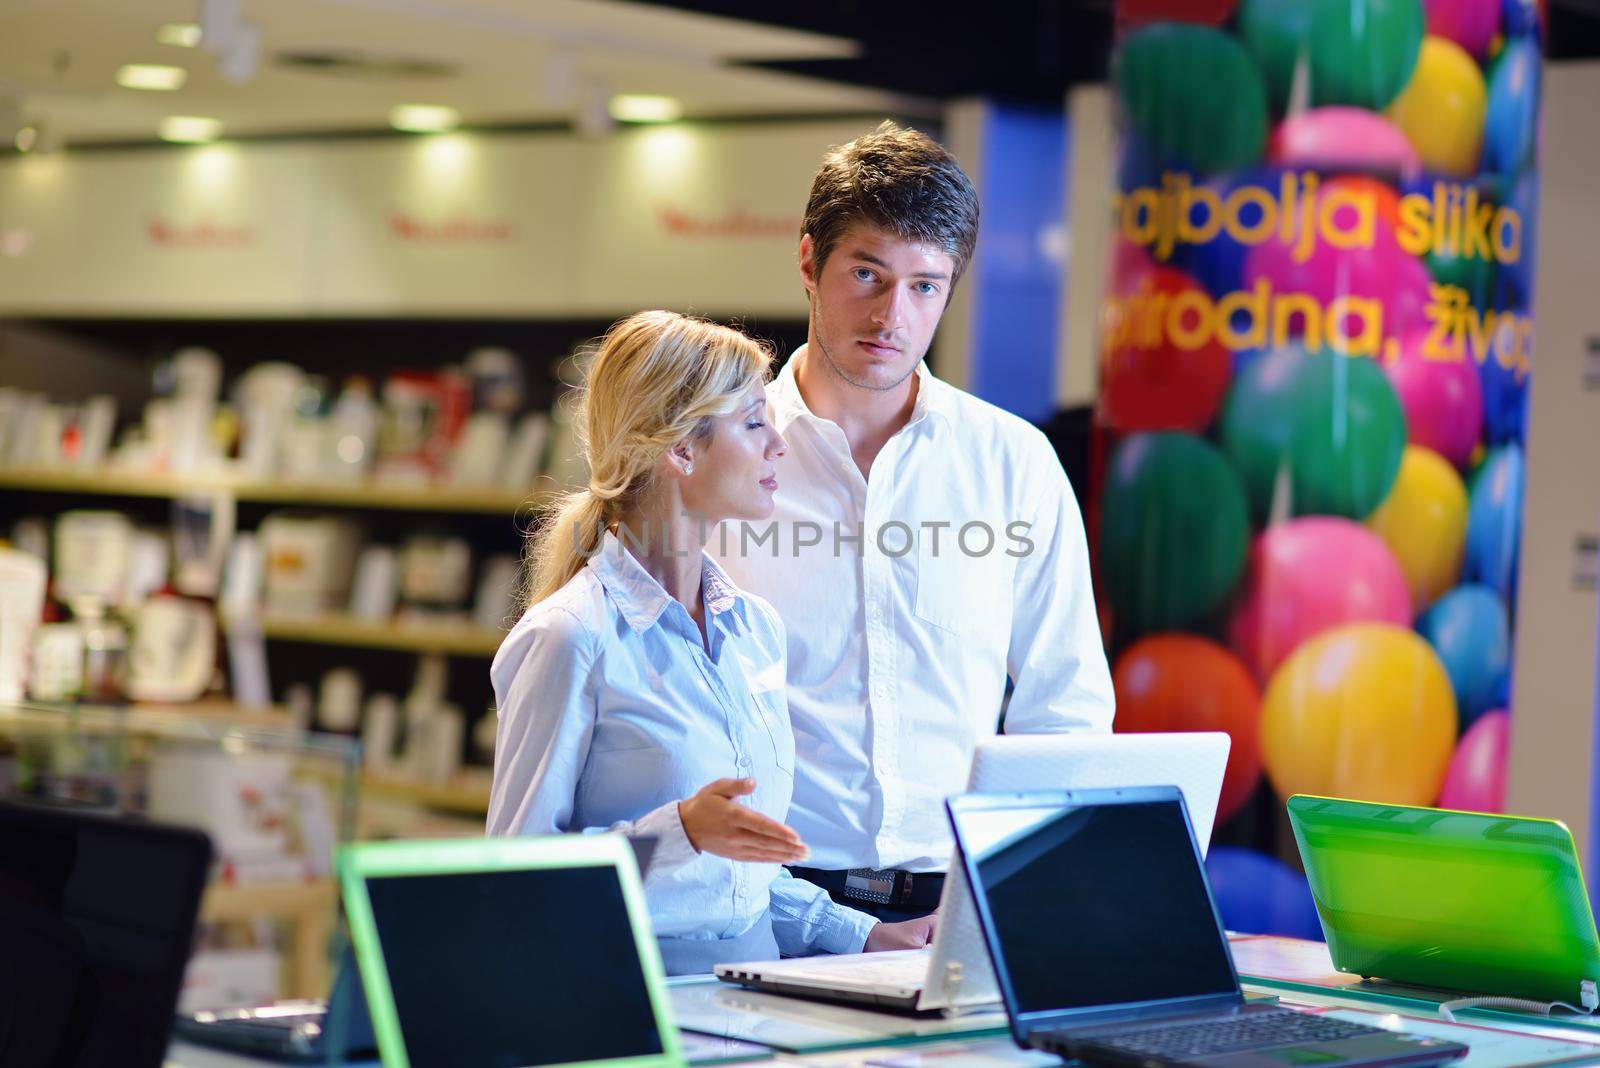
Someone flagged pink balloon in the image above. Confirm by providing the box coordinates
[1229,517,1413,680]
[1437,709,1510,811]
[1269,108,1423,176]
[1425,0,1501,58]
[1385,331,1484,468]
[1243,186,1433,340]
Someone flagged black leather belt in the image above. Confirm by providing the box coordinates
[788,865,946,911]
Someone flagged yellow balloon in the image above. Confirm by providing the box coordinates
[1388,36,1488,177]
[1261,623,1457,806]
[1367,446,1468,613]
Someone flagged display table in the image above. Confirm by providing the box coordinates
[165,963,1600,1068]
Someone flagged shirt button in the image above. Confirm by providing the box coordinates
[874,681,890,698]
[867,602,883,621]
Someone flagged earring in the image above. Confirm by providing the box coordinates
[684,464,694,475]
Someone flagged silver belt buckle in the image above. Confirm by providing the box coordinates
[844,867,899,905]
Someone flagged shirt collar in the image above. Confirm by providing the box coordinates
[588,529,748,634]
[770,344,955,433]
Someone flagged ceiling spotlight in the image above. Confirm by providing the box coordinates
[157,23,202,48]
[117,64,187,91]
[608,95,683,124]
[159,116,223,143]
[389,104,460,133]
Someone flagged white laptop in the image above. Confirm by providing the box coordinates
[714,731,1231,1014]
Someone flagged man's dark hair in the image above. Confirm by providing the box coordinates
[802,121,980,287]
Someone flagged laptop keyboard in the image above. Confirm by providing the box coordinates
[1071,1009,1382,1058]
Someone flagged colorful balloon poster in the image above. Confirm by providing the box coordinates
[1097,0,1541,846]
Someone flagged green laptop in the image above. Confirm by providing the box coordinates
[338,833,681,1068]
[1288,794,1600,1007]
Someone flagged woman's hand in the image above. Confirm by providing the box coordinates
[864,912,938,951]
[678,778,810,863]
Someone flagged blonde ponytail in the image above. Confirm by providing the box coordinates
[524,310,771,607]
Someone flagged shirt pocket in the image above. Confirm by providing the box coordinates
[736,651,795,777]
[913,530,1015,637]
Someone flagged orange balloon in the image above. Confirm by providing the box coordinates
[1113,634,1262,824]
[1322,175,1403,233]
[1260,622,1457,806]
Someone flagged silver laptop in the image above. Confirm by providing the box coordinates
[715,732,1230,1013]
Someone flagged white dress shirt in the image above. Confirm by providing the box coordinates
[488,531,877,962]
[711,349,1115,873]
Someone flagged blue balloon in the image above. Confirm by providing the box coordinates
[1170,167,1289,300]
[1478,353,1528,444]
[1419,584,1512,727]
[1502,0,1540,36]
[1484,37,1541,177]
[1498,171,1540,313]
[1465,445,1524,601]
[1205,847,1324,940]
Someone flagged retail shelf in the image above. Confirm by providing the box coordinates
[200,877,336,923]
[4,699,288,723]
[0,465,550,515]
[239,613,506,657]
[356,769,493,816]
[201,877,337,999]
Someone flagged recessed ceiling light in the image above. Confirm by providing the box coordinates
[157,23,202,48]
[117,64,188,91]
[159,116,222,144]
[389,104,460,133]
[608,95,682,124]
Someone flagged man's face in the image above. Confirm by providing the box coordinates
[800,223,955,394]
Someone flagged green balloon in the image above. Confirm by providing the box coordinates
[1100,432,1250,635]
[1311,0,1425,109]
[1239,0,1424,112]
[1116,23,1268,174]
[1220,347,1406,523]
[1239,0,1315,113]
[1426,244,1495,309]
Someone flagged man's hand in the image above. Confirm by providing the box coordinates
[678,778,809,863]
[864,912,938,952]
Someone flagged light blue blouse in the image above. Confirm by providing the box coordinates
[487,531,876,968]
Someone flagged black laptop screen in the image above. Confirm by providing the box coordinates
[959,797,1237,1017]
[0,802,212,1068]
[363,864,663,1068]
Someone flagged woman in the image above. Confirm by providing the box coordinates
[487,310,887,973]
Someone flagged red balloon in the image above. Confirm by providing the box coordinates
[1113,634,1262,824]
[1100,265,1232,432]
[1109,235,1157,296]
[1118,0,1238,29]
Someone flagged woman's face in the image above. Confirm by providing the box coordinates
[679,381,787,524]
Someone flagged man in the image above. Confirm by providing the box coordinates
[712,121,1114,953]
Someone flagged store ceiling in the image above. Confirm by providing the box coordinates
[0,0,927,146]
[3,1,1595,148]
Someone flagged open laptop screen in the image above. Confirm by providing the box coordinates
[955,794,1237,1017]
[0,800,212,1068]
[361,863,663,1068]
